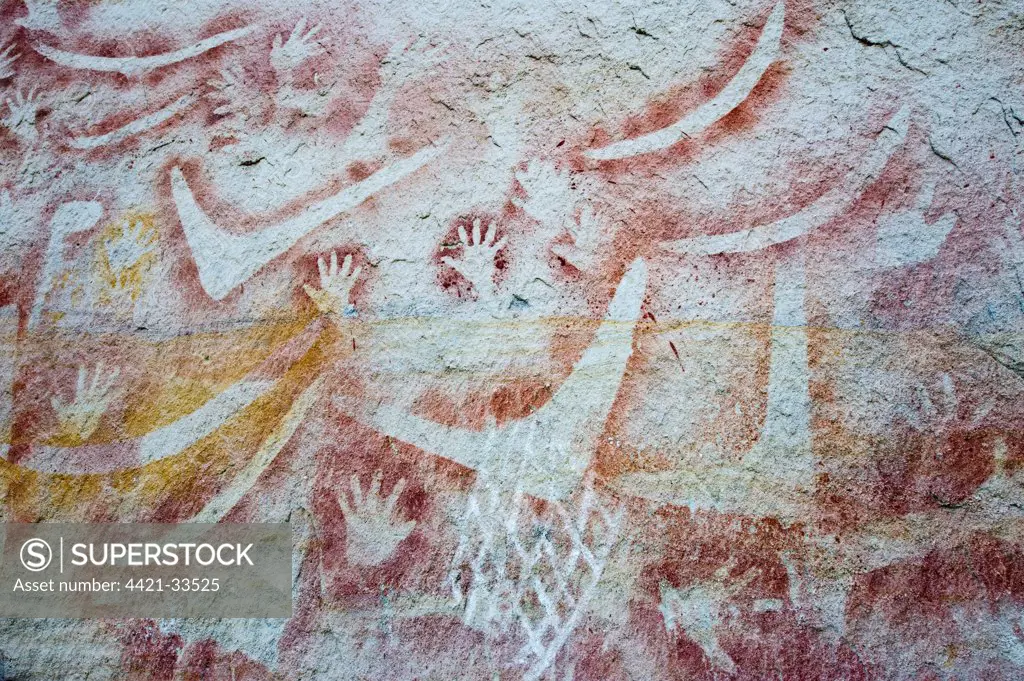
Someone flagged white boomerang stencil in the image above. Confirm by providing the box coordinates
[22,320,322,474]
[171,142,447,301]
[662,106,910,255]
[22,378,272,474]
[586,2,785,161]
[136,380,271,465]
[33,25,254,77]
[333,258,648,501]
[610,246,815,520]
[69,93,198,150]
[192,375,326,523]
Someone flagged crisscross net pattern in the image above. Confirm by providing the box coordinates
[446,475,624,680]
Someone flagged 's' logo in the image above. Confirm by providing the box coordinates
[20,538,52,572]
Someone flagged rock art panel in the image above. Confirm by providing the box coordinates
[0,0,1022,678]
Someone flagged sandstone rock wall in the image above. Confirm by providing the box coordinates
[0,0,1023,678]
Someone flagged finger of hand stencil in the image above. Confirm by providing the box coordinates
[317,255,328,284]
[457,224,468,246]
[471,218,481,246]
[578,204,597,232]
[368,470,383,504]
[89,367,114,398]
[0,48,18,70]
[917,385,936,419]
[290,17,308,43]
[75,365,88,398]
[94,394,115,417]
[385,477,407,515]
[350,474,364,507]
[940,374,957,415]
[302,23,323,42]
[129,219,144,240]
[337,490,353,518]
[329,251,339,279]
[89,362,106,394]
[341,253,352,278]
[100,367,120,396]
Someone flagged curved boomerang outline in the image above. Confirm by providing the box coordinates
[21,320,322,474]
[172,141,447,301]
[191,375,325,522]
[586,1,785,161]
[610,247,813,518]
[69,93,198,150]
[23,378,274,473]
[662,106,910,255]
[333,258,648,501]
[33,25,254,76]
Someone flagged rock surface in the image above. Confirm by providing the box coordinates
[0,0,1023,678]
